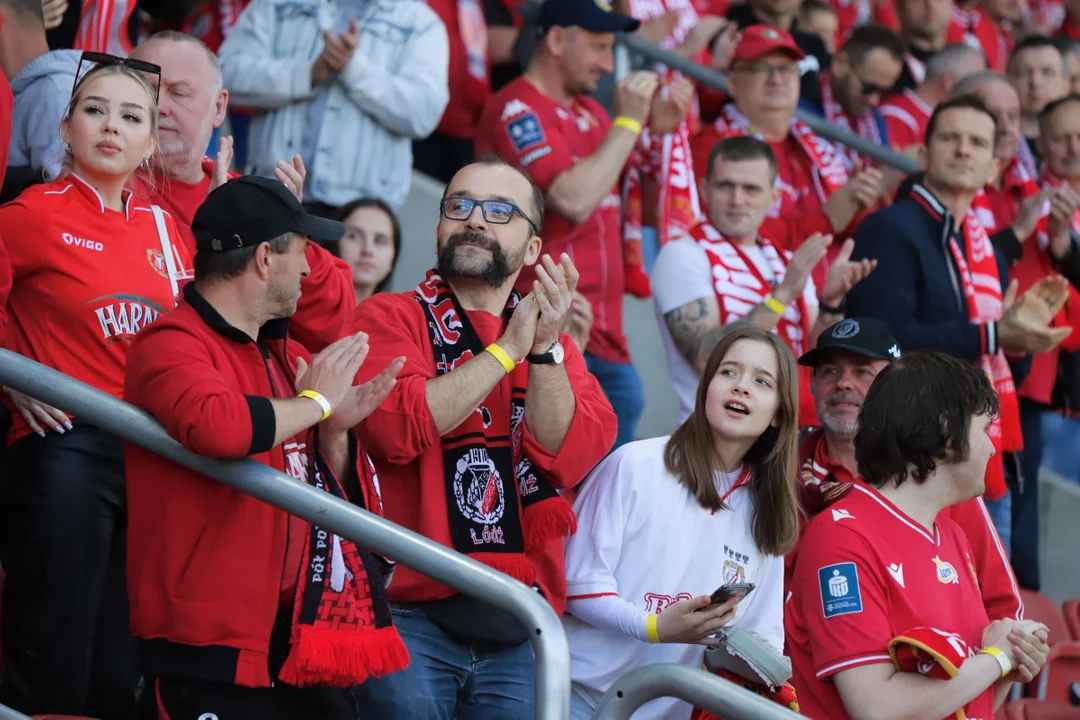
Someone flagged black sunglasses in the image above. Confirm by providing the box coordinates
[72,51,162,102]
[440,197,540,234]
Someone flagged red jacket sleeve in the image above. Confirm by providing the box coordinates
[519,333,617,489]
[289,242,357,353]
[0,231,12,341]
[351,295,441,465]
[942,497,1024,622]
[125,321,282,459]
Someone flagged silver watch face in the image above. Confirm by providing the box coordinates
[551,342,565,364]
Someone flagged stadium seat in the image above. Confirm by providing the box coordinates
[1036,642,1080,704]
[1063,600,1080,642]
[1004,699,1080,719]
[1021,590,1072,645]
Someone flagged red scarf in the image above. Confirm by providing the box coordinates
[946,207,1022,501]
[971,156,1040,234]
[710,103,849,209]
[818,72,885,170]
[797,428,856,515]
[689,221,818,426]
[275,440,410,687]
[414,271,576,586]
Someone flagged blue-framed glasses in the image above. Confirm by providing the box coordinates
[441,196,539,234]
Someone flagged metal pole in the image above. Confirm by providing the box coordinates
[0,350,570,720]
[0,705,32,720]
[591,664,804,720]
[615,33,921,174]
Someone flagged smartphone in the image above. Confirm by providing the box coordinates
[708,582,756,608]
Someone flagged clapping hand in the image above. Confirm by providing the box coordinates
[821,238,876,309]
[209,135,235,192]
[275,154,307,203]
[562,293,594,353]
[530,253,580,355]
[776,233,833,304]
[321,356,406,433]
[649,76,695,135]
[998,276,1073,354]
[1046,185,1080,259]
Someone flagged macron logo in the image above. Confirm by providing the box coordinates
[832,509,854,521]
[888,563,905,588]
[63,232,104,252]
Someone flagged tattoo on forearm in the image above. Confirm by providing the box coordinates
[663,298,720,368]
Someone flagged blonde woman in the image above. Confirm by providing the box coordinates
[563,324,801,719]
[0,56,191,718]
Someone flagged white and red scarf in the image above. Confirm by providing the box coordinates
[710,103,849,211]
[818,72,885,170]
[945,204,1022,501]
[1035,169,1080,249]
[971,155,1040,234]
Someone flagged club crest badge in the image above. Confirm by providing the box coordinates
[723,560,745,584]
[454,448,505,525]
[932,556,960,584]
[146,248,168,279]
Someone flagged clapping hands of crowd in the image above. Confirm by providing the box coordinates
[312,19,360,86]
[649,76,695,135]
[614,71,661,128]
[655,594,740,646]
[1046,185,1080,259]
[498,254,580,363]
[562,293,594,353]
[824,161,886,234]
[981,618,1051,684]
[998,275,1073,354]
[774,232,833,305]
[821,238,876,308]
[294,332,405,432]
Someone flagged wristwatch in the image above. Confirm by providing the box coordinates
[526,342,565,365]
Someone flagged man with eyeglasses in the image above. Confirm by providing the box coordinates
[348,157,617,718]
[799,24,907,170]
[690,25,886,293]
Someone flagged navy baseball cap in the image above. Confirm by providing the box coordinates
[192,176,345,252]
[537,0,641,34]
[798,317,902,366]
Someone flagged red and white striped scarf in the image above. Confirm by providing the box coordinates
[818,71,885,170]
[971,156,1040,235]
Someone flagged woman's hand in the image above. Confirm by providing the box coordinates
[655,594,739,646]
[8,389,72,436]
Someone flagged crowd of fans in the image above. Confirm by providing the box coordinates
[0,0,1079,716]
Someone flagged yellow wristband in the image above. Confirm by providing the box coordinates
[614,116,643,135]
[485,343,516,374]
[646,614,660,644]
[763,294,787,316]
[978,647,1012,678]
[298,390,332,422]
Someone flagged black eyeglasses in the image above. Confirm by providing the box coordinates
[856,76,890,98]
[72,51,163,102]
[440,197,539,234]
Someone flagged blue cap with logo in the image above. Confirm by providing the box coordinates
[537,0,641,34]
[798,317,902,366]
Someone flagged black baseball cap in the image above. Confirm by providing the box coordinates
[537,0,641,34]
[192,175,345,252]
[798,317,903,367]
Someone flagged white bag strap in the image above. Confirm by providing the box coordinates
[150,205,180,306]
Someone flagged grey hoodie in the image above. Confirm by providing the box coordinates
[8,49,80,182]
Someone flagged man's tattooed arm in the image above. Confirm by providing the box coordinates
[663,295,722,375]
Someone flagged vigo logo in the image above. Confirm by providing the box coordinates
[63,232,104,252]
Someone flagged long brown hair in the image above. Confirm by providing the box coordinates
[663,324,801,556]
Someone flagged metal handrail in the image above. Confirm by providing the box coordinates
[591,664,804,720]
[0,704,32,720]
[0,349,571,720]
[616,33,920,174]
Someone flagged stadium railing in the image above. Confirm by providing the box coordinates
[0,704,31,720]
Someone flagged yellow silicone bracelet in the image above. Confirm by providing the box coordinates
[978,647,1011,678]
[298,390,332,422]
[646,614,660,644]
[763,294,787,316]
[614,116,643,135]
[485,343,516,374]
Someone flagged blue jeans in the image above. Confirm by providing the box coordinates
[584,354,644,451]
[1041,411,1080,483]
[349,605,535,719]
[984,490,1012,560]
[569,689,594,719]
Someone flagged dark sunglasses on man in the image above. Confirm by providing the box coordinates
[71,51,163,101]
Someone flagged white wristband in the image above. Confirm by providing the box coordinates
[978,647,1013,678]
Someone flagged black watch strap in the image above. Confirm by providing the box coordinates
[819,297,846,315]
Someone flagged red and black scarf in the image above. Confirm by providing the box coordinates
[415,270,576,586]
[275,440,410,688]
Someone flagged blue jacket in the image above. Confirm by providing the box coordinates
[8,50,80,182]
[846,184,1010,363]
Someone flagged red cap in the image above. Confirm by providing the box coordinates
[730,25,805,64]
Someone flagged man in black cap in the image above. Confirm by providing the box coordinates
[123,176,409,720]
[475,0,661,452]
[788,316,1024,626]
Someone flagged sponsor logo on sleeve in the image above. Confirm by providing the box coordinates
[506,112,547,154]
[819,562,863,618]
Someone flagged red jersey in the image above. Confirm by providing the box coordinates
[880,89,933,149]
[350,290,618,612]
[135,161,357,353]
[475,78,629,364]
[427,0,490,139]
[75,0,135,55]
[787,482,996,720]
[829,0,900,46]
[947,8,1012,72]
[0,73,11,188]
[0,175,193,442]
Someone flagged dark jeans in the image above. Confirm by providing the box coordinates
[1013,401,1043,590]
[138,677,354,720]
[584,353,644,452]
[0,424,138,719]
[349,604,535,719]
[413,133,476,184]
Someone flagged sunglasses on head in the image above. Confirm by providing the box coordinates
[71,51,163,102]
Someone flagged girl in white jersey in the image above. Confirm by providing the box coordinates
[563,323,801,720]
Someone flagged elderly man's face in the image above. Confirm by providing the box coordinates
[130,38,227,172]
[811,351,890,437]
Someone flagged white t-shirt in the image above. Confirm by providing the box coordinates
[563,436,786,720]
[652,237,819,422]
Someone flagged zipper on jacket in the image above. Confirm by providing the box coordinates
[940,213,966,313]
